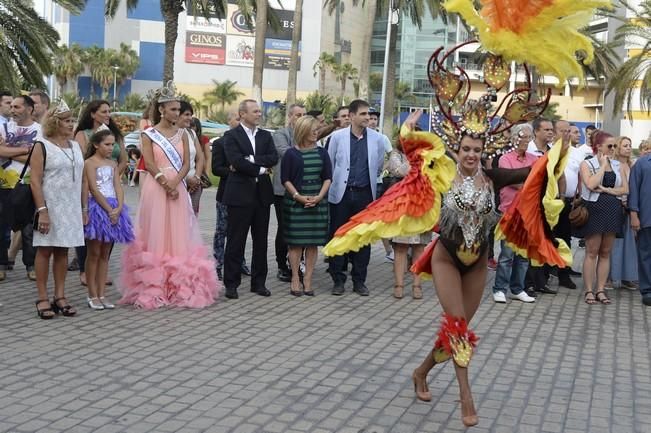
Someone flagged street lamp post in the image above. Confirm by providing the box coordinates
[112,65,120,109]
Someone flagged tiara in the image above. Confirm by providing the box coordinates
[53,99,71,117]
[146,81,179,104]
[428,42,550,159]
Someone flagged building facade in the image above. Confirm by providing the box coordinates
[38,0,367,109]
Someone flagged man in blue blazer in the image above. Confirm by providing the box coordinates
[327,99,386,296]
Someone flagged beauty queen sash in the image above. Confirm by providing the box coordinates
[143,127,183,174]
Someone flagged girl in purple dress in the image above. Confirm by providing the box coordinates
[82,128,134,310]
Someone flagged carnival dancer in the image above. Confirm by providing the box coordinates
[323,0,608,424]
[82,127,134,310]
[119,82,220,309]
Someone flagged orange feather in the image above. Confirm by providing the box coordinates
[480,0,554,33]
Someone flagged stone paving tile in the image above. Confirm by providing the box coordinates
[0,187,650,433]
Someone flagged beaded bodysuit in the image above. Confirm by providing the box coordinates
[438,170,499,272]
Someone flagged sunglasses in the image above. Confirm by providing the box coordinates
[606,144,615,149]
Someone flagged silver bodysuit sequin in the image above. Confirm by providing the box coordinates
[439,170,499,257]
[94,165,117,199]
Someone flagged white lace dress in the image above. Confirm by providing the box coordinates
[32,138,85,248]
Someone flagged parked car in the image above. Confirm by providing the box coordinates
[124,130,141,150]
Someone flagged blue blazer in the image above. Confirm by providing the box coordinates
[327,126,386,204]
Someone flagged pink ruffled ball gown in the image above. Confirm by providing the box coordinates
[119,129,221,309]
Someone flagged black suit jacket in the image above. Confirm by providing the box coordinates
[222,125,278,207]
[211,135,230,202]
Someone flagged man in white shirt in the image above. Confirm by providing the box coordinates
[577,124,595,158]
[222,100,279,299]
[0,95,42,282]
[554,121,584,289]
[28,90,50,124]
[527,118,554,156]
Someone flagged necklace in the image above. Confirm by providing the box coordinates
[450,164,493,248]
[456,164,481,209]
[54,140,76,182]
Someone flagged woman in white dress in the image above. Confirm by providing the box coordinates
[30,101,85,319]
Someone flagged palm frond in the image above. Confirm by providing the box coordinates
[606,51,651,117]
[52,0,88,15]
[0,0,61,91]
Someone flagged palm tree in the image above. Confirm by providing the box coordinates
[119,93,148,112]
[83,45,107,99]
[285,0,303,107]
[606,0,651,117]
[0,0,87,92]
[204,79,245,112]
[304,91,336,118]
[324,0,446,135]
[333,63,358,104]
[52,43,85,95]
[313,52,337,95]
[252,0,267,107]
[114,43,140,99]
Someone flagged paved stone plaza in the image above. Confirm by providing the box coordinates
[1,187,650,433]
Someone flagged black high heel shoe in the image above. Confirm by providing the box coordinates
[35,300,55,320]
[51,297,77,317]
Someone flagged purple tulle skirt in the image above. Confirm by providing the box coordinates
[85,197,135,243]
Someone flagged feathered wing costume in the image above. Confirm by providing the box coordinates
[323,0,608,367]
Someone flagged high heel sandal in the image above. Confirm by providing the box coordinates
[51,297,77,317]
[35,300,55,320]
[459,397,478,427]
[393,285,404,299]
[412,285,423,300]
[412,371,432,402]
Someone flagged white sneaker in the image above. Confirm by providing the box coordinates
[385,251,394,263]
[511,291,535,303]
[493,292,507,303]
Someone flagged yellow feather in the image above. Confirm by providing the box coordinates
[444,0,613,84]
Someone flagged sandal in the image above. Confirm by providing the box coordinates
[412,285,423,300]
[393,285,404,299]
[584,291,596,305]
[35,299,55,320]
[595,290,611,305]
[51,297,77,316]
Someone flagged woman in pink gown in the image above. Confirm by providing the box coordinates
[119,87,220,309]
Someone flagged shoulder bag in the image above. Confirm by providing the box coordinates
[569,160,593,228]
[11,141,46,230]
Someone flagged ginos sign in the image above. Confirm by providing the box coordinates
[187,32,225,48]
[230,11,255,33]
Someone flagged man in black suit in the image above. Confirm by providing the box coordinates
[211,111,250,281]
[222,99,278,299]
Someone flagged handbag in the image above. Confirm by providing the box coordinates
[568,197,589,228]
[568,174,588,228]
[11,141,46,230]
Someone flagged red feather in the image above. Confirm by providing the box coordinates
[434,313,479,356]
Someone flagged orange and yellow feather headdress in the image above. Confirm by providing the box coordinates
[429,0,611,158]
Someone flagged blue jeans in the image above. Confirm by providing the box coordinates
[637,227,651,300]
[492,240,529,295]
